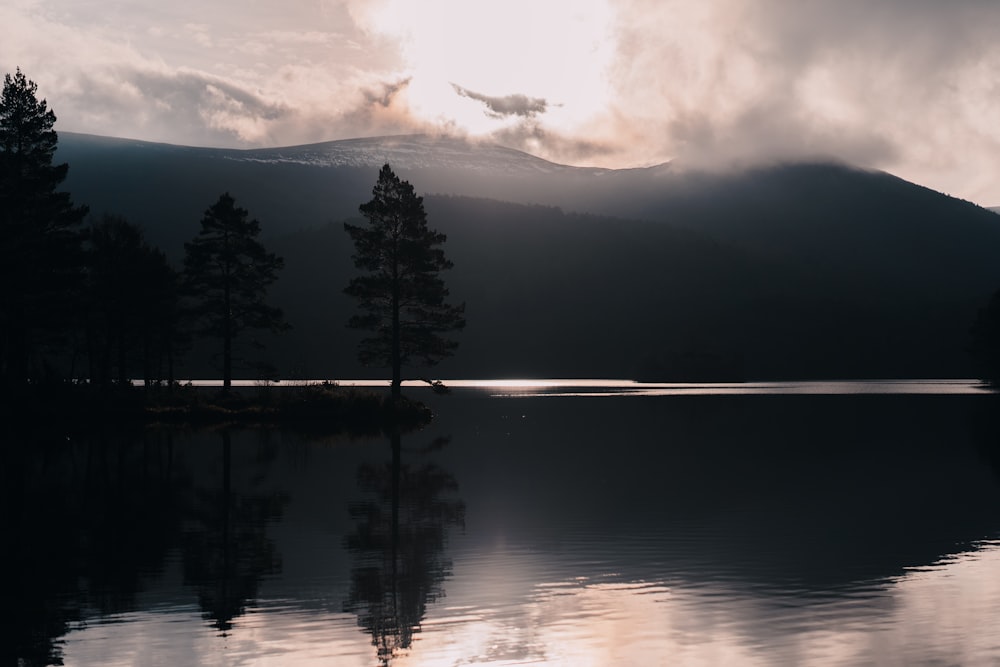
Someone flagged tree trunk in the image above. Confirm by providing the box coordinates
[167,342,175,387]
[142,329,152,388]
[389,428,401,630]
[391,261,401,402]
[8,321,28,387]
[223,330,232,390]
[117,328,127,385]
[223,281,232,391]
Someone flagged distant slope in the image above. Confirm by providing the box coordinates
[234,133,592,174]
[56,132,609,255]
[265,195,999,380]
[54,132,1000,380]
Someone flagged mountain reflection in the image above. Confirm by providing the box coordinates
[344,430,465,665]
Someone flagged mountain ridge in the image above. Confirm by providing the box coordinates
[60,130,620,174]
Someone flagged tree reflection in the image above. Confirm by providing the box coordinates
[344,430,465,665]
[969,395,1000,483]
[181,430,286,634]
[3,428,186,666]
[4,427,289,665]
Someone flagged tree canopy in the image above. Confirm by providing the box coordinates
[183,193,287,389]
[0,68,87,387]
[345,164,465,399]
[86,214,182,386]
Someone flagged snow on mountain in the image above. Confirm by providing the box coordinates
[229,134,602,175]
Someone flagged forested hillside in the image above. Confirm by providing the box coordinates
[57,133,1000,380]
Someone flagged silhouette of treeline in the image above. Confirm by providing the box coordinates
[2,71,467,404]
[0,70,295,397]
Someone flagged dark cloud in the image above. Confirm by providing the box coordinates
[67,68,424,148]
[490,120,617,164]
[364,77,411,108]
[69,68,290,146]
[451,84,548,118]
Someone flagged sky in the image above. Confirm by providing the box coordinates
[3,0,999,205]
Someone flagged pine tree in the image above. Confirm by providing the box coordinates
[345,164,465,400]
[0,68,87,387]
[183,193,287,389]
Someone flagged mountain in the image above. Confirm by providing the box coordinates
[55,132,1000,380]
[55,132,610,254]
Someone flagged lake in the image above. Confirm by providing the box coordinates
[9,380,1000,666]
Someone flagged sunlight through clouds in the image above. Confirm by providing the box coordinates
[359,0,615,136]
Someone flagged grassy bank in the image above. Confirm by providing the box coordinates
[1,382,433,434]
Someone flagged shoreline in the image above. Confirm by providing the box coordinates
[1,382,433,435]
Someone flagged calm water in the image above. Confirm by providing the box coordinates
[8,381,1000,666]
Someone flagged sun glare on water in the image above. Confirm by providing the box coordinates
[365,0,616,136]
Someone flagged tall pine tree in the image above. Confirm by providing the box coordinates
[0,68,87,387]
[183,193,287,389]
[345,164,465,400]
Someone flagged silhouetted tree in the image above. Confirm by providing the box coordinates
[345,165,465,400]
[86,215,183,386]
[0,68,87,388]
[970,289,1000,384]
[183,193,287,389]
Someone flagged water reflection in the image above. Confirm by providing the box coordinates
[4,427,186,666]
[970,395,1000,484]
[181,430,287,634]
[8,391,1000,665]
[344,430,465,665]
[3,427,288,665]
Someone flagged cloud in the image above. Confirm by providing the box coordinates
[451,84,549,119]
[489,120,617,164]
[0,0,429,148]
[63,67,290,145]
[365,78,412,108]
[596,0,1000,199]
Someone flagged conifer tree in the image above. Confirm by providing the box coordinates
[183,193,286,389]
[345,164,465,400]
[0,68,87,386]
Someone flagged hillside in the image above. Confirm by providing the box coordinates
[56,132,607,256]
[55,132,1000,380]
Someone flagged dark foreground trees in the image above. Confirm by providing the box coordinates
[0,68,87,387]
[86,215,183,387]
[183,193,287,389]
[970,289,1000,384]
[345,164,465,400]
